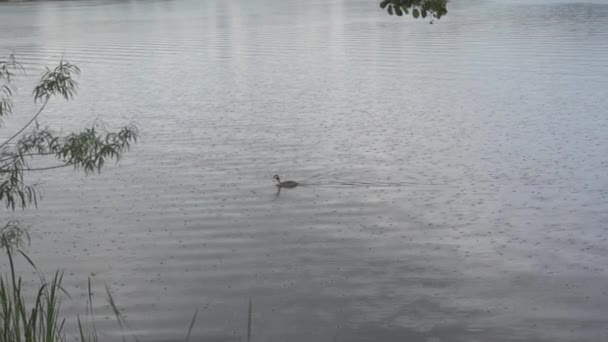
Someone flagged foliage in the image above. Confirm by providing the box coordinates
[0,55,138,211]
[379,0,448,22]
[0,54,139,339]
[0,55,202,342]
[0,54,222,342]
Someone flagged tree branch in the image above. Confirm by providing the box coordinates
[0,97,49,149]
[0,152,55,165]
[9,163,72,172]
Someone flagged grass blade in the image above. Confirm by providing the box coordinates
[247,297,252,342]
[184,309,198,342]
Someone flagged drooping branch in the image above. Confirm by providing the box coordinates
[0,55,21,83]
[0,54,23,125]
[57,123,139,173]
[0,123,138,209]
[33,60,80,103]
[0,163,72,172]
[0,152,56,165]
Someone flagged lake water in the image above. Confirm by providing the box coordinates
[1,0,608,341]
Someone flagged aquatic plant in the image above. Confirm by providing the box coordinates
[0,240,206,342]
[0,242,70,342]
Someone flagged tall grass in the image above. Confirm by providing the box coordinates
[0,246,70,342]
[0,227,99,342]
[77,279,99,342]
[0,239,253,342]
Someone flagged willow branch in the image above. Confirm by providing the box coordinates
[1,163,72,172]
[0,97,50,149]
[0,152,55,165]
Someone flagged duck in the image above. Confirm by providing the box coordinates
[273,175,299,188]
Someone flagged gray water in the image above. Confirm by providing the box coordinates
[1,0,608,341]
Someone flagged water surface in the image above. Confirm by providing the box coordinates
[1,0,608,341]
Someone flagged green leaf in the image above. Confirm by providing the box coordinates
[412,8,420,18]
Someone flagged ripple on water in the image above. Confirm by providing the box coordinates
[1,0,608,341]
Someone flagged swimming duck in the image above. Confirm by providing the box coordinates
[273,175,299,188]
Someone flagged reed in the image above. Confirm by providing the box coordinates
[0,241,254,342]
[0,246,70,342]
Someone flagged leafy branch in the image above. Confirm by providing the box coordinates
[379,0,448,21]
[0,56,138,211]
